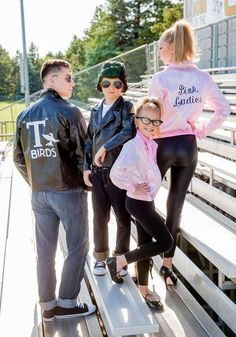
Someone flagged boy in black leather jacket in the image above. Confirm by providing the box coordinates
[83,61,135,276]
[14,59,96,321]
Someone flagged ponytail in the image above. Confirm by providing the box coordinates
[160,20,197,63]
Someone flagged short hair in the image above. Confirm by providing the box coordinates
[135,97,163,118]
[40,59,71,83]
[160,20,197,63]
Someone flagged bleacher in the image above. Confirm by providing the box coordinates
[0,66,235,337]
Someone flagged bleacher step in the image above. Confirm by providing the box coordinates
[85,255,160,337]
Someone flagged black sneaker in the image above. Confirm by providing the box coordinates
[42,307,57,322]
[55,303,96,319]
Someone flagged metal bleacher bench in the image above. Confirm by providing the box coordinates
[197,137,236,161]
[197,151,236,183]
[155,185,236,334]
[85,254,160,337]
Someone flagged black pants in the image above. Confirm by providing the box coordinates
[125,197,173,285]
[155,134,198,258]
[91,167,131,261]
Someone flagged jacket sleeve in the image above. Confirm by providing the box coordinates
[70,107,87,174]
[110,141,138,193]
[83,112,93,171]
[103,101,135,151]
[13,117,29,184]
[194,74,231,139]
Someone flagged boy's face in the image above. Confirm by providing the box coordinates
[101,77,123,102]
[45,67,75,99]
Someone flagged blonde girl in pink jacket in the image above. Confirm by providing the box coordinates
[108,97,173,311]
[148,20,230,287]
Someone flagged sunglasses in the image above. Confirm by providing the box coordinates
[136,116,163,127]
[101,79,123,89]
[52,74,74,83]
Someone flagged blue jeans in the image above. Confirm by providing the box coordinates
[31,188,89,310]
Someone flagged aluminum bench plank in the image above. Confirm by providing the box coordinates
[0,167,39,337]
[85,255,159,337]
[155,186,236,279]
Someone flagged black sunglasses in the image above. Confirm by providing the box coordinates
[101,79,123,89]
[52,74,74,83]
[136,116,163,127]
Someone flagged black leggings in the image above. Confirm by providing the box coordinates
[155,134,198,258]
[124,197,173,285]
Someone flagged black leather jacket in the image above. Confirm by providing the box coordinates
[13,89,87,191]
[84,96,135,170]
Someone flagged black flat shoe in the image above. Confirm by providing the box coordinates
[159,266,177,288]
[144,293,164,312]
[106,257,123,284]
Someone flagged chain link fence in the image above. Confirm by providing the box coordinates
[1,14,236,139]
[72,44,150,107]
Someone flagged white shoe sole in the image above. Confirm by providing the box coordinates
[119,268,128,277]
[93,269,106,276]
[43,316,55,322]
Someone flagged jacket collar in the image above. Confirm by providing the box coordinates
[40,88,64,100]
[166,62,197,70]
[93,96,124,132]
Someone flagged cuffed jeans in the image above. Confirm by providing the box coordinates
[91,167,131,261]
[31,187,89,310]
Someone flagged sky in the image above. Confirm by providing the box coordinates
[0,0,105,57]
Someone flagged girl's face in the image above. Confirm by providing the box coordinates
[158,39,174,65]
[135,107,162,139]
[101,77,123,103]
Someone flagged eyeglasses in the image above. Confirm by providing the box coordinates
[136,116,163,127]
[52,74,74,83]
[101,79,123,89]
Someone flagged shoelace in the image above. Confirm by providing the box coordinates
[78,303,85,309]
[95,261,105,267]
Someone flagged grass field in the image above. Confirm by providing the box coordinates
[0,101,26,122]
[0,101,27,139]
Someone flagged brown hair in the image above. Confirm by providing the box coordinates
[40,59,71,83]
[135,97,163,118]
[160,20,197,63]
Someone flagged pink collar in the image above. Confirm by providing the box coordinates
[136,129,156,161]
[166,62,197,69]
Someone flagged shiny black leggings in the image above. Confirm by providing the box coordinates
[155,135,198,258]
[125,197,173,285]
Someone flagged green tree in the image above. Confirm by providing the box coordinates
[27,42,42,93]
[150,2,183,39]
[0,46,16,98]
[65,36,85,72]
[83,5,119,67]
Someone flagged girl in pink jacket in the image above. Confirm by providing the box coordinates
[148,20,230,287]
[108,97,173,311]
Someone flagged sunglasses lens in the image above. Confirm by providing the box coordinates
[101,80,123,89]
[65,75,74,83]
[113,81,123,89]
[101,80,110,88]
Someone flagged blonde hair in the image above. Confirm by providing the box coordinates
[135,97,163,137]
[160,20,197,63]
[135,97,163,118]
